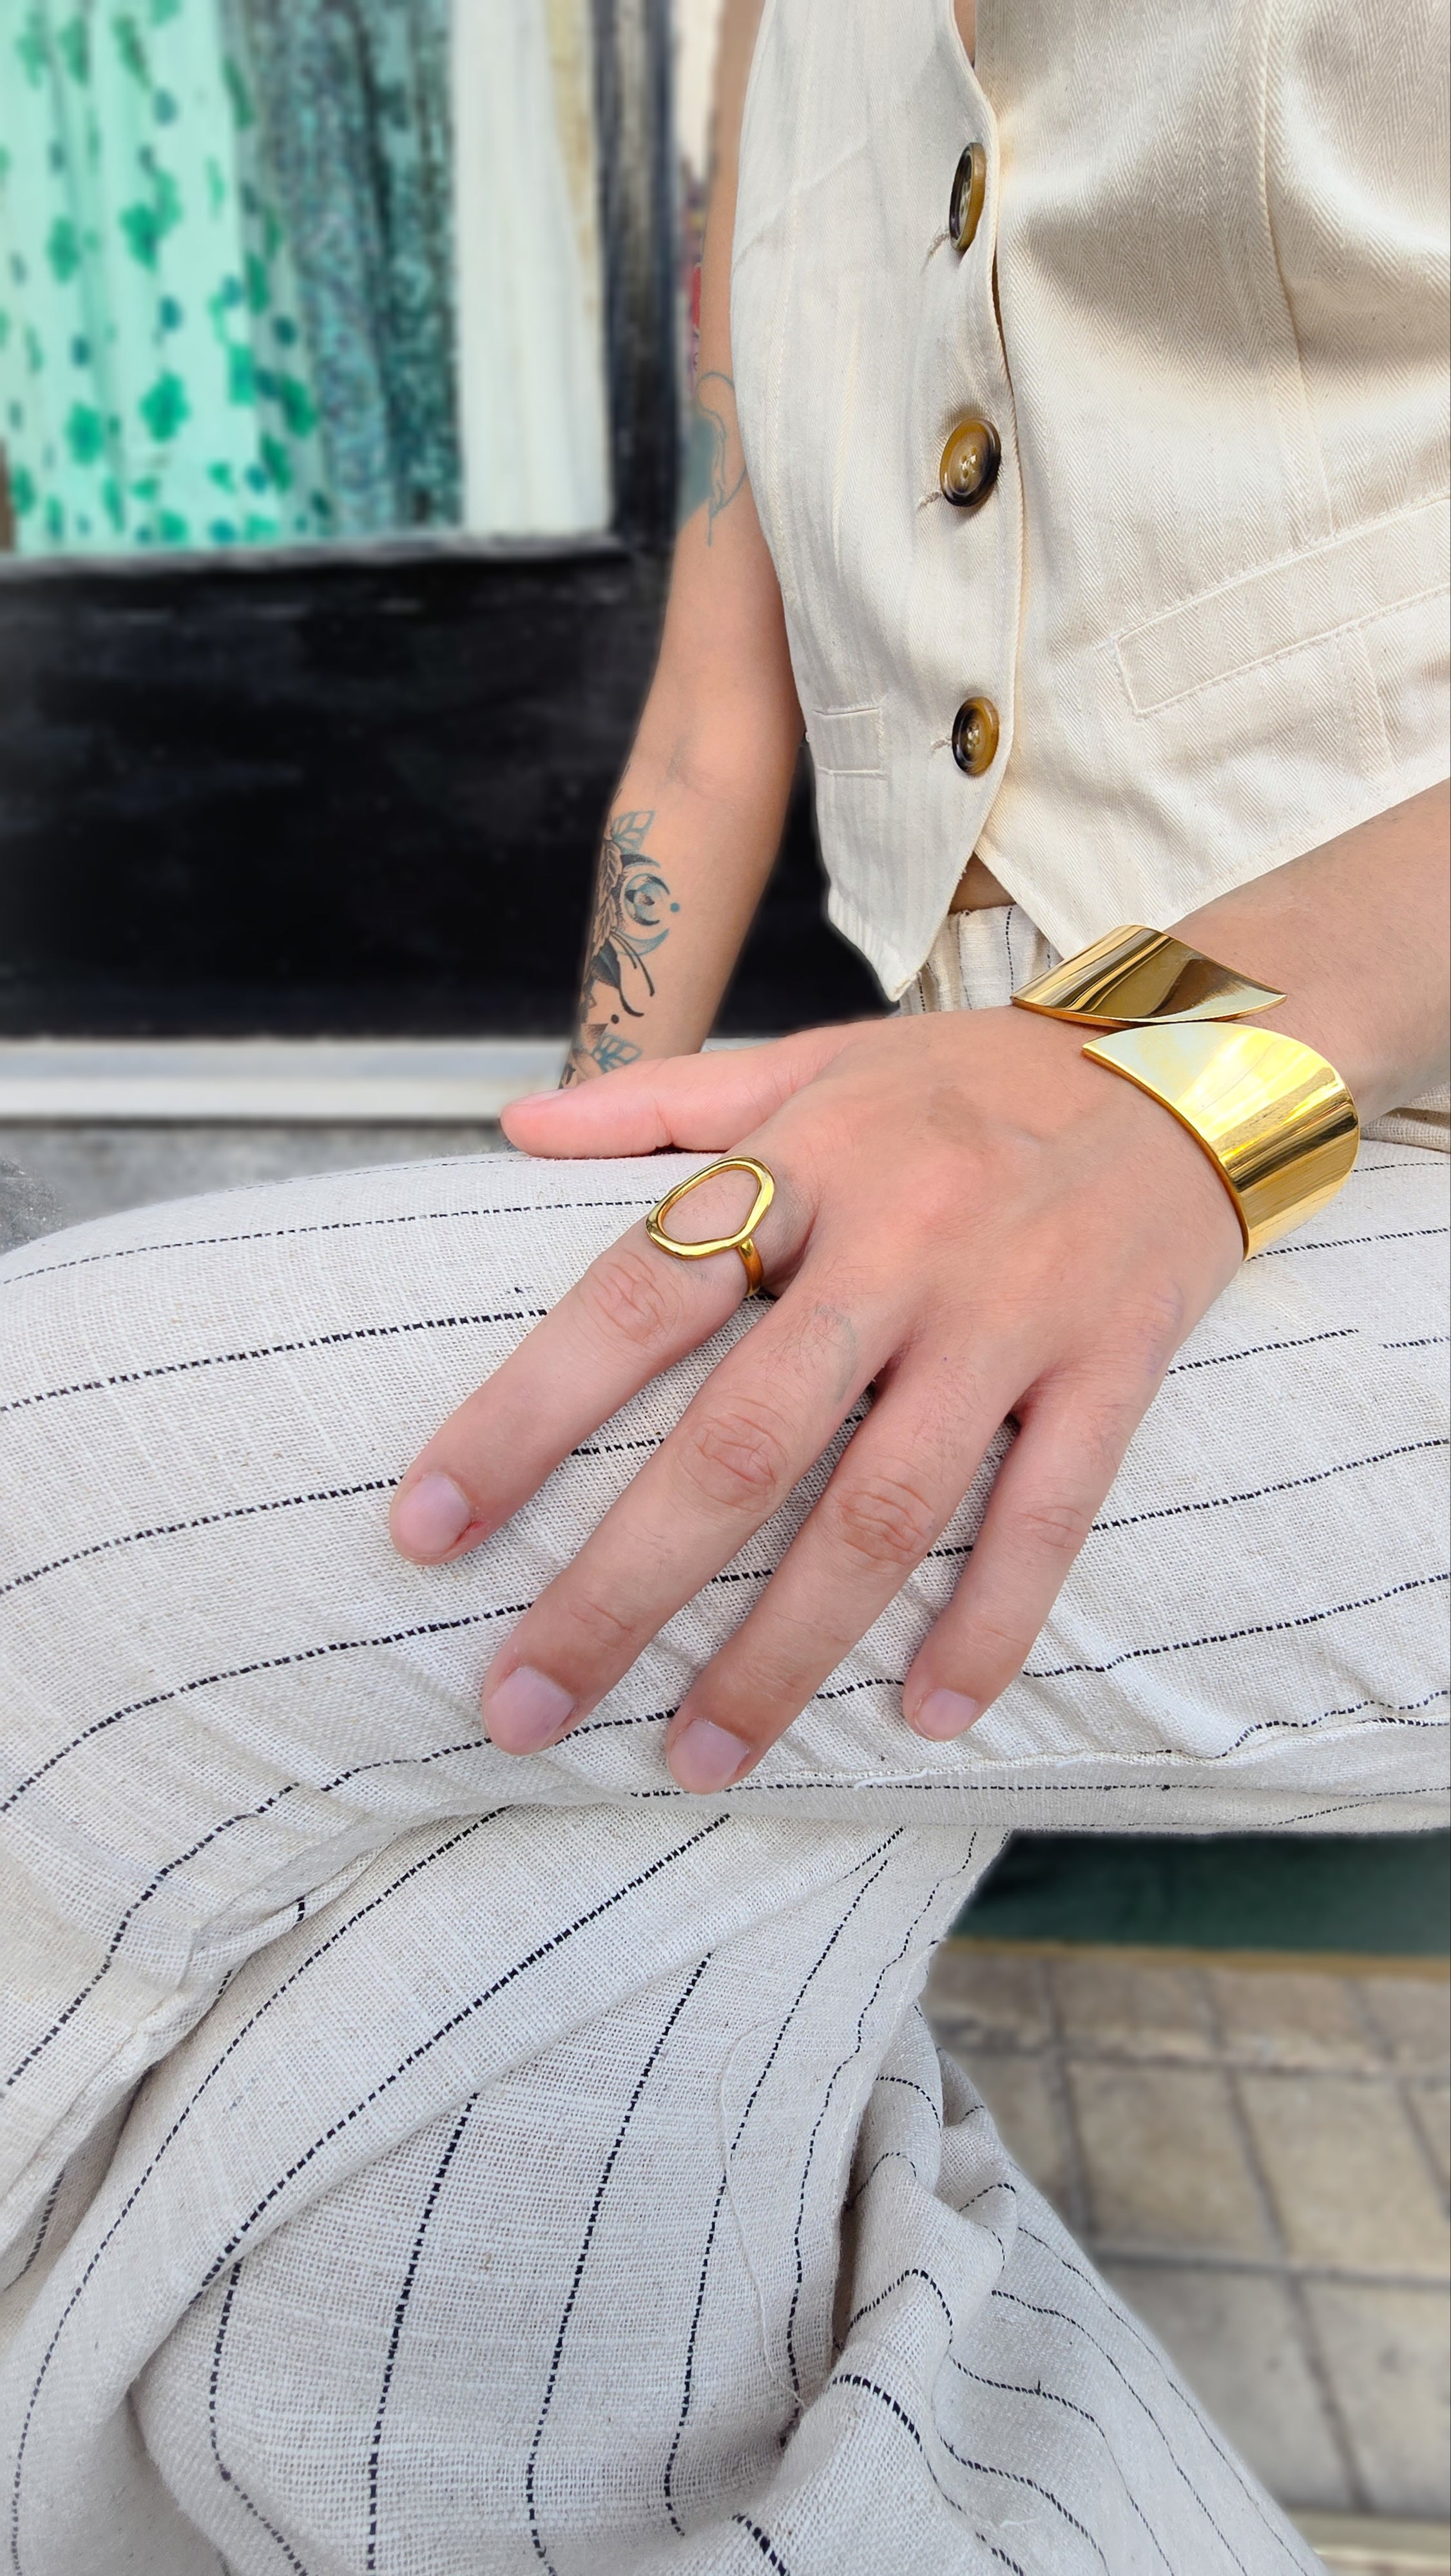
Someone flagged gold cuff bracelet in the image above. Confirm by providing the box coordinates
[1012,925,1360,1257]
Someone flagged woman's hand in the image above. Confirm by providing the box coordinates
[389,1008,1243,1788]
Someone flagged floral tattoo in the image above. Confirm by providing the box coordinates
[562,808,679,1082]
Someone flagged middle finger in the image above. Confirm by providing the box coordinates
[477,1273,898,1754]
[665,1344,1022,1784]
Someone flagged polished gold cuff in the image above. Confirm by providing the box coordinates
[1012,923,1286,1027]
[1012,925,1358,1255]
[1082,1024,1359,1256]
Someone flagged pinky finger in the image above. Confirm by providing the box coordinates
[901,1380,1139,1738]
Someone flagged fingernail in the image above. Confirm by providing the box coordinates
[392,1471,472,1558]
[483,1663,575,1753]
[912,1688,981,1741]
[669,1717,753,1793]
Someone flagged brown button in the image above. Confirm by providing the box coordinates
[952,696,1000,777]
[939,416,1001,511]
[949,143,987,252]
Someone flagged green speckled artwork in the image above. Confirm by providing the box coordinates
[0,0,333,553]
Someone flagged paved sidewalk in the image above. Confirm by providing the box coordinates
[923,1940,1451,2535]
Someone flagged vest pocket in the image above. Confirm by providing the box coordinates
[809,703,885,776]
[1111,497,1448,714]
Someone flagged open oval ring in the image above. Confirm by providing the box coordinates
[644,1156,776,1297]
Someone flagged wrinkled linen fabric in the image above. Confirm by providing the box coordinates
[1,931,1446,2572]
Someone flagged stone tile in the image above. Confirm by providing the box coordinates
[1207,1967,1382,2072]
[1102,2262,1351,2512]
[1357,1979,1451,2079]
[1238,2074,1451,2278]
[1050,1952,1216,2061]
[1305,2284,1451,2520]
[921,1942,1050,2053]
[953,2048,1077,2220]
[1291,2512,1451,2575]
[1069,2062,1275,2256]
[1407,2085,1451,2199]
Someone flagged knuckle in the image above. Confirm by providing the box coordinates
[578,1246,682,1351]
[1110,1281,1191,1384]
[677,1397,796,1513]
[559,1588,639,1658]
[968,1607,1041,1679]
[831,1466,939,1572]
[1011,1493,1094,1563]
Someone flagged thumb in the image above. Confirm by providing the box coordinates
[501,1022,861,1158]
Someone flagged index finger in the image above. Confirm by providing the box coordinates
[387,1161,805,1563]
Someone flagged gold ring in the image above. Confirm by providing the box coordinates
[644,1156,776,1297]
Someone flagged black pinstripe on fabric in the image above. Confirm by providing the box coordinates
[999,2222,1305,2570]
[1022,1569,1449,1682]
[1166,1328,1358,1375]
[660,1835,907,2532]
[823,1679,1448,1768]
[662,2180,728,2536]
[524,1957,713,2576]
[0,1476,397,1602]
[870,2074,942,2112]
[3,2175,65,2295]
[0,1192,662,1290]
[365,2099,477,2573]
[831,2374,1028,2573]
[193,1819,729,2298]
[783,1855,977,2394]
[1269,1786,1449,1827]
[10,1817,731,2576]
[208,2259,311,2576]
[1257,1223,1448,1258]
[841,2144,937,2217]
[1017,2220,1318,2560]
[843,2266,956,2340]
[948,2358,1175,2575]
[733,2516,793,2573]
[2,1688,531,2099]
[9,1818,506,2570]
[936,2426,1110,2570]
[1087,1438,1448,1537]
[1,1607,526,1826]
[0,1304,548,1420]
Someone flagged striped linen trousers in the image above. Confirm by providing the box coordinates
[1,913,1446,2575]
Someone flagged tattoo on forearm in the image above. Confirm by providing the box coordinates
[562,808,680,1083]
[679,370,745,541]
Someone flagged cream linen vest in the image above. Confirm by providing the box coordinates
[731,0,1450,1000]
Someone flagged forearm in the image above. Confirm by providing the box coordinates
[561,0,796,1087]
[562,666,798,1081]
[1172,780,1450,1123]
